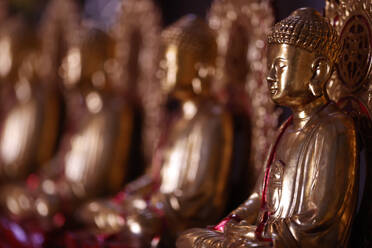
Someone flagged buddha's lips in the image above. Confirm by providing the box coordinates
[270,89,278,95]
[269,84,279,94]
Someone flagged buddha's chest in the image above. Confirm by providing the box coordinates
[64,114,113,182]
[159,116,202,192]
[159,110,222,193]
[266,129,307,217]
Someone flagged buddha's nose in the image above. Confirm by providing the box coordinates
[266,65,277,84]
[266,73,276,86]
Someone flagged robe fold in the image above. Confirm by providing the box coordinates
[261,103,358,247]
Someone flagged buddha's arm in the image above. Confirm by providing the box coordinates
[229,170,263,224]
[122,174,157,197]
[0,100,38,180]
[175,191,262,248]
[0,107,134,220]
[155,113,233,221]
[212,156,266,229]
[273,117,357,247]
[176,118,267,248]
[74,176,153,235]
[72,107,133,198]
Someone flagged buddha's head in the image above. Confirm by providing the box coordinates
[0,20,45,105]
[0,20,40,81]
[59,29,119,112]
[266,8,341,108]
[159,15,217,101]
[60,30,118,90]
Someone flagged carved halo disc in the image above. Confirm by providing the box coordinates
[337,13,372,91]
[326,0,372,93]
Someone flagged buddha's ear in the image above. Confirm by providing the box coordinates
[309,56,331,97]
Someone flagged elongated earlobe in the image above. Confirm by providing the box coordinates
[309,82,322,97]
[310,57,332,97]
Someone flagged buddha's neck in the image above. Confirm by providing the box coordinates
[290,96,328,130]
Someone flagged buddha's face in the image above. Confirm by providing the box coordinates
[267,44,318,107]
[60,40,117,96]
[159,43,200,100]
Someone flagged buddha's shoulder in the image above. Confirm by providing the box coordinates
[200,99,231,118]
[196,100,232,130]
[317,103,355,134]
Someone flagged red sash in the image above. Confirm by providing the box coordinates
[255,116,293,241]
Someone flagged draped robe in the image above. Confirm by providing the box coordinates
[178,102,358,248]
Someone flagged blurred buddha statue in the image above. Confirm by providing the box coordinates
[177,8,358,248]
[325,0,372,246]
[207,0,278,211]
[0,13,60,183]
[0,0,161,246]
[66,15,233,247]
[0,26,134,247]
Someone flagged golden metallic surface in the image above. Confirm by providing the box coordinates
[39,0,80,82]
[326,0,372,112]
[159,16,217,100]
[0,15,60,181]
[0,20,133,224]
[268,9,341,64]
[74,15,233,246]
[177,8,358,248]
[207,0,278,195]
[0,99,38,178]
[325,1,372,246]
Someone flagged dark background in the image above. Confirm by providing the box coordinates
[155,0,325,25]
[7,0,325,27]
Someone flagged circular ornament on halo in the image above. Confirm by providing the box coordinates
[326,0,372,100]
[326,3,372,248]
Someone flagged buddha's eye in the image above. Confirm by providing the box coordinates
[278,63,286,69]
[275,59,287,73]
[277,59,287,68]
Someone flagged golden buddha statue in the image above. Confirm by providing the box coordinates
[177,8,358,248]
[66,15,233,247]
[325,1,372,246]
[0,28,134,247]
[0,15,60,182]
